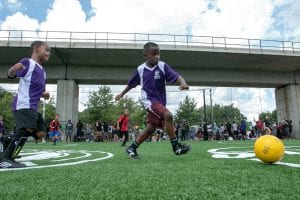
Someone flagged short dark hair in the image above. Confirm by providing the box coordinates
[30,41,47,53]
[143,42,159,54]
[144,42,159,50]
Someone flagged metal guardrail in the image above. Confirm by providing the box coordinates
[0,30,299,54]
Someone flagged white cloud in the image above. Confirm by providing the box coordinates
[1,12,39,30]
[39,0,87,31]
[192,0,275,38]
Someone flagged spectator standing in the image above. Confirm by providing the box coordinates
[232,121,238,140]
[240,118,247,140]
[103,122,109,142]
[203,122,209,141]
[85,123,92,142]
[76,120,83,139]
[95,120,102,142]
[65,119,73,142]
[282,117,290,139]
[225,121,232,138]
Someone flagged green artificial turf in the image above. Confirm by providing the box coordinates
[0,140,299,200]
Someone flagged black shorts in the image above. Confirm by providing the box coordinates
[120,130,128,137]
[14,109,46,132]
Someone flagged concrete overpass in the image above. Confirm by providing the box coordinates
[0,30,300,138]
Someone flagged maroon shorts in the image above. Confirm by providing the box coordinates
[147,102,169,129]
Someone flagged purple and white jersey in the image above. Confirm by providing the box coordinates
[12,58,46,111]
[128,61,179,109]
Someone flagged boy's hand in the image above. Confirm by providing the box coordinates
[42,91,50,100]
[13,63,25,71]
[115,94,123,101]
[179,83,189,91]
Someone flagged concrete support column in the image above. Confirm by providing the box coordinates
[56,80,79,139]
[275,85,300,139]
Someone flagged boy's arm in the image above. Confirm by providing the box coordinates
[115,85,133,101]
[176,75,189,90]
[7,63,25,79]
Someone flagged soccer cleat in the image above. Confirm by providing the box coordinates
[0,159,26,168]
[126,147,139,160]
[0,136,11,154]
[173,143,191,155]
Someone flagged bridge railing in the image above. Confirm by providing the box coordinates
[0,30,299,55]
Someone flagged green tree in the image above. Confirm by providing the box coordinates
[84,86,115,124]
[197,104,244,125]
[175,95,200,125]
[38,97,56,126]
[80,87,147,127]
[259,110,277,123]
[0,88,14,133]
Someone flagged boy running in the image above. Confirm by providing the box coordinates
[115,42,190,159]
[49,114,61,145]
[0,41,50,168]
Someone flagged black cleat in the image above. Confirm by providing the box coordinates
[126,147,139,160]
[0,136,11,153]
[173,143,191,155]
[0,159,26,168]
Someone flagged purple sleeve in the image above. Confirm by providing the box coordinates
[15,58,30,77]
[127,70,140,88]
[164,63,179,84]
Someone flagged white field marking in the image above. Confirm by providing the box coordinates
[52,151,91,162]
[21,161,37,166]
[208,146,254,159]
[64,144,78,147]
[249,158,300,168]
[18,151,69,161]
[208,146,300,168]
[285,151,300,155]
[0,150,114,172]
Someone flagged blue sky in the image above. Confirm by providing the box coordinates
[0,0,299,120]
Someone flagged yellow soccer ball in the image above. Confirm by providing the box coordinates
[254,135,285,164]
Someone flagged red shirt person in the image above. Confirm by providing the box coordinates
[49,114,61,145]
[117,108,129,147]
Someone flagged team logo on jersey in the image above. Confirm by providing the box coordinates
[208,145,300,168]
[0,149,114,171]
[154,70,161,79]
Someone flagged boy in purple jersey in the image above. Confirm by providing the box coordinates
[115,42,190,159]
[0,41,50,168]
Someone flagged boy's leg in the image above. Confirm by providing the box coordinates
[126,124,155,159]
[1,129,30,161]
[152,103,191,155]
[67,133,71,142]
[0,128,30,168]
[121,131,129,146]
[163,111,191,155]
[53,133,58,145]
[11,137,27,159]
